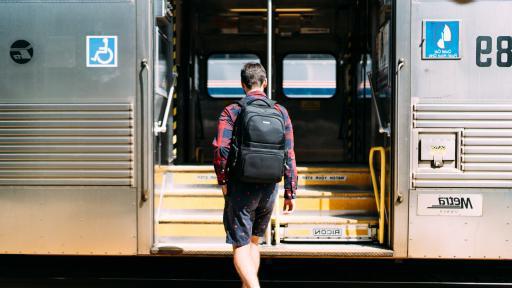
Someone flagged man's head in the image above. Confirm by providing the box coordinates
[241,62,267,93]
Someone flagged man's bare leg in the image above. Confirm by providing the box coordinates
[249,236,261,273]
[233,244,260,288]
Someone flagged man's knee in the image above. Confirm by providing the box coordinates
[250,236,259,245]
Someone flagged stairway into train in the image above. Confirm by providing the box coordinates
[153,165,392,257]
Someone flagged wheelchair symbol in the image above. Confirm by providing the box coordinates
[91,38,114,64]
[86,36,117,67]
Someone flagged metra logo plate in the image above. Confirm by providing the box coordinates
[417,194,483,217]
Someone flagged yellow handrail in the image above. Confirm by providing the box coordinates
[369,146,386,244]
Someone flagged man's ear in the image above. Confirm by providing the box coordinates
[262,79,268,89]
[241,82,249,93]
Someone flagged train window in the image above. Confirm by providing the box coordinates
[154,26,171,97]
[283,54,336,98]
[207,53,261,98]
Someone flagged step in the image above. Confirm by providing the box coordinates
[156,165,370,173]
[155,194,226,210]
[155,187,377,212]
[156,187,373,198]
[155,165,371,188]
[154,165,382,247]
[158,209,223,224]
[154,237,232,255]
[153,237,393,257]
[155,209,378,240]
[277,190,376,213]
[156,196,376,212]
[278,211,378,225]
[276,211,378,242]
[156,223,226,238]
[156,209,225,237]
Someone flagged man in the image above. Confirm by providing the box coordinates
[213,63,297,288]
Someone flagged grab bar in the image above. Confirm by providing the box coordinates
[394,58,405,204]
[140,59,149,201]
[154,72,178,136]
[367,72,391,137]
[369,146,387,244]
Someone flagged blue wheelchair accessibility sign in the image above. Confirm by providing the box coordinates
[86,36,117,67]
[423,20,460,60]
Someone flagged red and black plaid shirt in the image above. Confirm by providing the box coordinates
[212,90,298,199]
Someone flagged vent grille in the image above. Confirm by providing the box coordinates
[0,104,134,186]
[413,103,512,188]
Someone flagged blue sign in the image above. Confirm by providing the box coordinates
[86,36,117,67]
[424,20,460,59]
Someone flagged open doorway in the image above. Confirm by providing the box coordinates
[153,0,394,256]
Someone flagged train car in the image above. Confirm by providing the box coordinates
[0,0,511,261]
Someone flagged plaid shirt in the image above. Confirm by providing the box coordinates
[212,90,298,199]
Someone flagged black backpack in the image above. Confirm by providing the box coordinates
[228,97,287,183]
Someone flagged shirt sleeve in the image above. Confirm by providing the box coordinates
[277,105,298,200]
[212,105,236,185]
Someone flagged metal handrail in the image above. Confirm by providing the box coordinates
[140,59,149,201]
[154,72,178,136]
[367,72,391,137]
[395,58,405,204]
[369,146,387,244]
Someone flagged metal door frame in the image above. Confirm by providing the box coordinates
[138,0,154,255]
[393,0,412,258]
[267,0,273,99]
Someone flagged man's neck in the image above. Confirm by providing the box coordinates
[246,88,264,94]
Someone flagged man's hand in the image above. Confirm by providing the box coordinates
[283,199,295,214]
[221,184,228,196]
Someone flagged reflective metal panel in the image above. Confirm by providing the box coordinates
[0,1,138,255]
[0,187,137,255]
[0,1,136,104]
[409,0,512,259]
[411,0,512,102]
[0,104,134,186]
[409,189,512,259]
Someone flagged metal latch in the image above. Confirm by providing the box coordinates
[432,153,444,168]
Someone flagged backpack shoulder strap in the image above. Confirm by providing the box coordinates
[273,102,287,122]
[236,97,251,109]
[232,99,246,138]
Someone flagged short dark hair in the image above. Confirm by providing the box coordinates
[241,62,267,89]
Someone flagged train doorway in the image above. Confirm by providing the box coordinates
[152,0,394,257]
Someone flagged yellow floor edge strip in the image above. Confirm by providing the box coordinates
[156,165,370,173]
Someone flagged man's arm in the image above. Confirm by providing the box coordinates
[212,105,236,186]
[278,105,298,209]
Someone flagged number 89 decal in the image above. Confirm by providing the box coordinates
[476,36,512,67]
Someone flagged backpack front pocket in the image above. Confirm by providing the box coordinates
[239,148,285,183]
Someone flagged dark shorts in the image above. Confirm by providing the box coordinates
[223,181,278,247]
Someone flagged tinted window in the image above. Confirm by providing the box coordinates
[207,54,260,98]
[283,54,336,98]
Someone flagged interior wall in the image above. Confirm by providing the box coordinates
[174,0,390,165]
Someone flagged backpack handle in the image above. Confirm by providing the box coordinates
[239,97,275,108]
